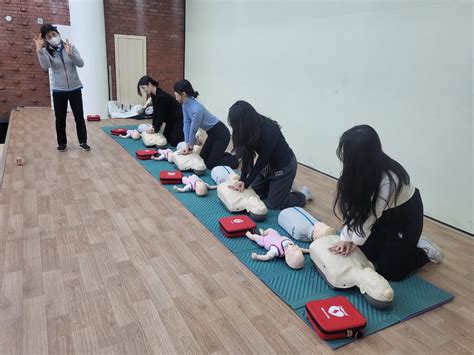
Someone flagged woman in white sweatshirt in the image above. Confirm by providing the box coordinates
[329,125,443,281]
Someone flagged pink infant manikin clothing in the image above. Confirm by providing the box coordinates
[255,228,292,257]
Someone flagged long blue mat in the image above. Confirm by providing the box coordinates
[103,125,454,349]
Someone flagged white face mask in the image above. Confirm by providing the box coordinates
[48,36,61,47]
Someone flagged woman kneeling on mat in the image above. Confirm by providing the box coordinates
[227,100,313,210]
[137,75,184,146]
[173,79,239,169]
[329,125,443,281]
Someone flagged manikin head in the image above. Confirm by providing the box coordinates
[228,173,240,182]
[131,130,141,140]
[195,180,208,197]
[284,244,305,269]
[312,222,337,240]
[358,267,394,308]
[137,124,150,133]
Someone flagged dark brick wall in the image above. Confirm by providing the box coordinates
[103,0,185,99]
[0,0,70,117]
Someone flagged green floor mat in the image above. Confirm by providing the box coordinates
[102,125,454,349]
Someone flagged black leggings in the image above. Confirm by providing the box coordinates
[200,121,239,169]
[163,116,184,147]
[251,155,306,210]
[360,189,430,281]
[52,89,87,145]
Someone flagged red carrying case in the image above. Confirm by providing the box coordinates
[219,215,256,238]
[87,114,101,121]
[305,296,366,340]
[135,149,158,160]
[111,128,128,136]
[159,170,183,184]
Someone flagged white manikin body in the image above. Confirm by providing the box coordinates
[141,131,167,148]
[217,175,268,221]
[309,234,394,309]
[167,150,207,175]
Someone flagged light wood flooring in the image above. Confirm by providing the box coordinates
[0,107,472,354]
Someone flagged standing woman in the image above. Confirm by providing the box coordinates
[174,80,239,169]
[34,24,90,152]
[137,76,184,146]
[227,100,313,210]
[329,125,443,281]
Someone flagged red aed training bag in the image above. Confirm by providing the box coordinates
[219,215,257,238]
[111,128,128,136]
[159,170,183,184]
[87,114,101,121]
[135,149,158,160]
[305,296,366,340]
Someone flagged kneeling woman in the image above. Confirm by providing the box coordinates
[329,125,443,281]
[137,76,184,146]
[174,80,238,169]
[227,100,312,210]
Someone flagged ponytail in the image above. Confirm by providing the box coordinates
[174,79,199,98]
[137,75,159,96]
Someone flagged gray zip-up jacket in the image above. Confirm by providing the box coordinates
[36,44,84,91]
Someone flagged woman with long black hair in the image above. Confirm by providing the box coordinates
[137,75,184,146]
[34,24,90,152]
[329,125,443,281]
[174,79,238,169]
[227,100,312,210]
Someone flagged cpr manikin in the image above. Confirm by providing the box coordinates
[278,207,336,242]
[245,228,309,269]
[173,174,217,196]
[309,234,394,309]
[167,148,207,176]
[138,123,166,148]
[217,174,268,221]
[211,165,236,184]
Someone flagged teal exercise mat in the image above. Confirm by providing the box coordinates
[103,126,454,349]
[294,274,453,348]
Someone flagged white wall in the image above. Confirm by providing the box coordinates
[185,0,473,234]
[69,0,109,119]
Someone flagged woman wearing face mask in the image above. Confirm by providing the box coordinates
[34,24,90,152]
[136,75,184,146]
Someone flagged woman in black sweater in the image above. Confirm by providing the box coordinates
[137,76,184,146]
[228,100,312,209]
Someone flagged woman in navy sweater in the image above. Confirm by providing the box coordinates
[227,100,312,209]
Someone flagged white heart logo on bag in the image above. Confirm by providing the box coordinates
[321,305,349,319]
[328,305,348,318]
[168,172,176,176]
[232,218,244,224]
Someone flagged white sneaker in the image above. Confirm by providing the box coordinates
[291,182,300,192]
[300,186,314,202]
[417,236,443,264]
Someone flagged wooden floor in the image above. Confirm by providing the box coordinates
[0,107,472,354]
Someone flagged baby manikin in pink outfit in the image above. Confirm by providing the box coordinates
[173,174,217,196]
[245,228,310,269]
